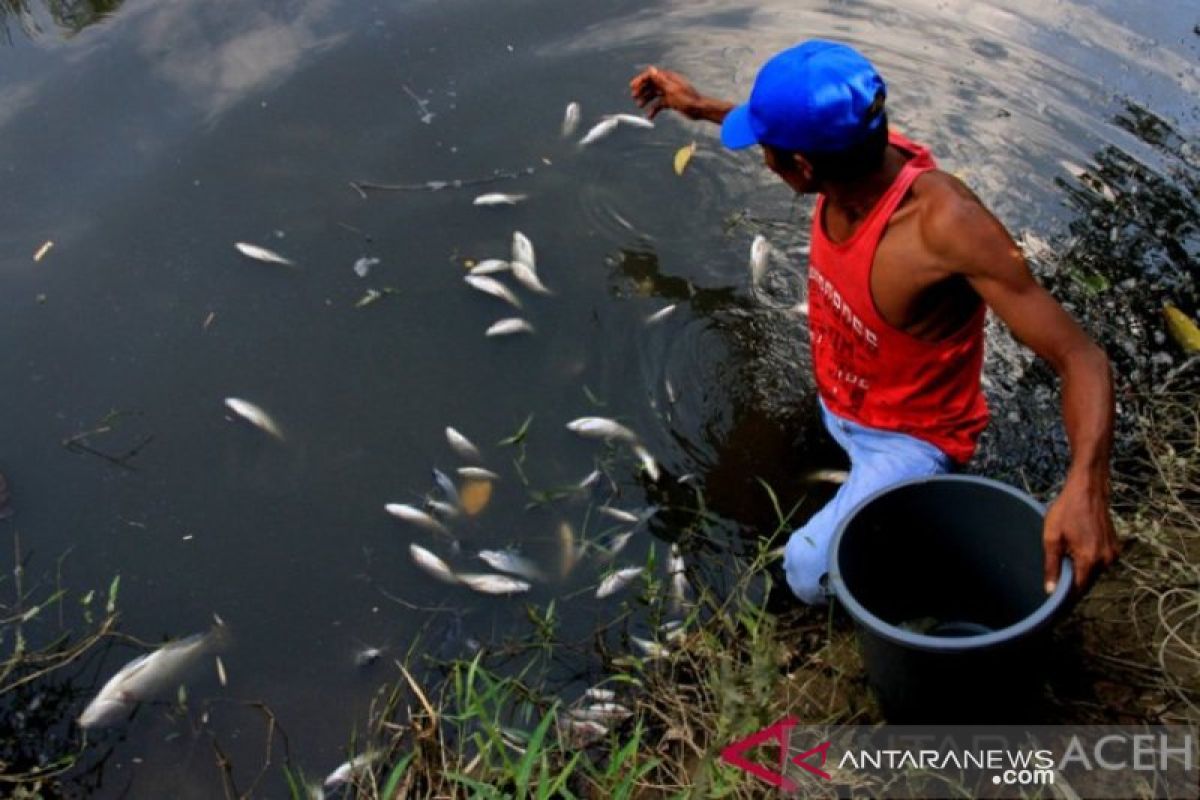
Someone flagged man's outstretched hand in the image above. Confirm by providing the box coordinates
[629,67,733,123]
[1042,473,1120,595]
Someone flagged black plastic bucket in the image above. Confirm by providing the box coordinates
[827,475,1073,722]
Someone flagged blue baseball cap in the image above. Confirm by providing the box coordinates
[721,40,887,154]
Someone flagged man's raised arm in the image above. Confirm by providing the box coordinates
[630,67,734,123]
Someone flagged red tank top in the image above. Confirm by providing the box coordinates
[808,132,988,464]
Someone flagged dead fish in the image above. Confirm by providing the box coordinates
[804,468,850,485]
[324,753,376,789]
[510,260,552,294]
[79,627,223,728]
[603,530,634,557]
[563,717,607,747]
[470,259,510,275]
[352,257,379,278]
[486,317,535,337]
[457,466,499,481]
[235,242,294,266]
[645,304,676,325]
[386,504,453,538]
[604,113,654,129]
[354,289,383,309]
[669,545,689,612]
[633,445,660,482]
[631,636,669,659]
[465,275,522,309]
[584,687,616,703]
[566,417,638,443]
[431,468,461,507]
[445,427,483,463]
[473,193,527,206]
[571,702,632,723]
[596,566,643,599]
[1164,304,1200,353]
[511,231,536,269]
[408,543,459,584]
[478,549,543,581]
[750,235,770,286]
[425,499,460,520]
[664,377,677,404]
[577,469,602,489]
[598,506,639,524]
[353,646,384,667]
[562,101,581,137]
[578,117,619,147]
[456,573,531,596]
[224,397,284,441]
[558,521,580,579]
[215,655,228,687]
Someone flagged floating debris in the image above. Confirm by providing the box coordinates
[1164,304,1200,353]
[234,242,294,266]
[386,504,453,538]
[562,102,581,137]
[645,304,676,325]
[457,466,499,481]
[353,256,379,278]
[673,142,696,176]
[486,317,535,337]
[470,259,510,275]
[566,417,638,443]
[474,193,527,206]
[596,566,644,599]
[804,468,850,485]
[457,573,531,596]
[578,117,619,147]
[408,543,458,584]
[224,398,284,441]
[478,549,543,581]
[33,240,53,262]
[465,275,522,309]
[445,427,483,463]
[459,478,493,516]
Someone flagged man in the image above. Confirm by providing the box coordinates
[630,40,1119,604]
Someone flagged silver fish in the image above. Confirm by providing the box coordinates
[457,466,499,481]
[562,102,581,137]
[598,506,639,524]
[456,573,531,596]
[352,256,379,278]
[577,469,602,489]
[215,655,228,687]
[570,702,632,722]
[473,193,527,206]
[584,687,616,703]
[486,318,535,337]
[804,468,850,485]
[750,235,770,286]
[79,627,223,728]
[563,717,607,747]
[510,260,552,294]
[478,549,543,581]
[633,445,660,482]
[631,636,669,659]
[224,397,284,441]
[235,242,294,266]
[324,753,376,789]
[558,521,580,579]
[595,566,644,599]
[470,259,510,275]
[465,275,522,309]
[511,231,536,269]
[578,117,619,147]
[669,545,689,613]
[425,499,460,520]
[354,646,384,667]
[603,530,634,557]
[604,113,654,129]
[645,304,676,325]
[431,468,462,507]
[386,504,452,538]
[566,417,638,443]
[445,427,483,463]
[408,543,458,584]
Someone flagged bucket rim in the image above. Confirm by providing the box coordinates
[827,474,1074,652]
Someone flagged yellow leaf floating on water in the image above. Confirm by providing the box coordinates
[1163,304,1200,354]
[673,142,696,176]
[459,479,493,516]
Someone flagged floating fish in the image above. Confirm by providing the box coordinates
[673,141,697,176]
[408,543,458,584]
[563,717,607,747]
[578,117,619,147]
[669,545,689,613]
[324,753,376,789]
[603,530,634,557]
[465,275,522,309]
[804,468,850,485]
[473,193,527,206]
[630,636,669,659]
[645,304,676,325]
[570,702,632,722]
[584,687,616,703]
[432,468,462,508]
[605,113,655,129]
[562,102,582,137]
[354,289,383,309]
[577,469,602,489]
[558,521,580,579]
[235,242,294,266]
[459,479,493,516]
[33,240,53,262]
[511,231,536,269]
[470,259,510,275]
[510,260,552,294]
[1164,304,1200,353]
[478,549,543,581]
[596,566,644,599]
[486,317,535,337]
[750,235,770,286]
[566,417,638,443]
[425,499,460,520]
[598,506,639,524]
[354,646,384,667]
[386,504,452,538]
[353,257,379,278]
[215,655,228,687]
[457,466,499,481]
[633,445,660,482]
[224,398,284,441]
[79,627,223,728]
[456,573,531,596]
[445,427,483,463]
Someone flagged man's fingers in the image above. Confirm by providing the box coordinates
[648,99,667,120]
[1042,530,1063,595]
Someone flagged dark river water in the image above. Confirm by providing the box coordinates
[1,0,1196,796]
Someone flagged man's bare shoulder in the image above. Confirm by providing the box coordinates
[909,170,1014,274]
